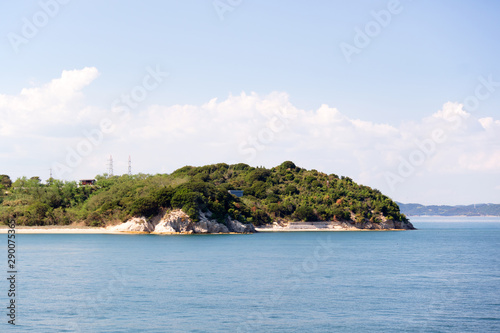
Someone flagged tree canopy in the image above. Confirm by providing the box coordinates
[0,162,408,227]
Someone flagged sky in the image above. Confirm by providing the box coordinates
[0,0,499,205]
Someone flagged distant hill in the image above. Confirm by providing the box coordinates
[397,202,500,216]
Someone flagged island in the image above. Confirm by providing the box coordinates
[0,161,415,233]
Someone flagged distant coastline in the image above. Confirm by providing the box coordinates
[406,214,500,217]
[397,202,500,217]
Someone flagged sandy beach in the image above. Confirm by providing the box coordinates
[0,226,119,234]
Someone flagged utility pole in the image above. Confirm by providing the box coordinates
[48,168,53,185]
[107,155,114,177]
[128,156,132,176]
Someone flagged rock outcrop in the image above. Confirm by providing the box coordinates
[354,219,415,230]
[255,219,415,231]
[109,217,154,232]
[153,210,198,234]
[394,220,416,230]
[226,218,256,233]
[108,209,256,234]
[108,210,415,234]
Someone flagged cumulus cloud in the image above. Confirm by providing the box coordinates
[0,67,100,137]
[116,96,500,184]
[1,68,499,204]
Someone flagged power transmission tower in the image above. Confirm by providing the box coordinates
[48,168,53,185]
[128,156,132,176]
[107,155,114,177]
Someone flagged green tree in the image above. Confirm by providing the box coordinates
[280,161,296,170]
[0,175,12,188]
[294,206,316,221]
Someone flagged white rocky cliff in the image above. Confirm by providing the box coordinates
[108,209,256,234]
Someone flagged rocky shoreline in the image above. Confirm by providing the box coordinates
[0,210,414,234]
[257,222,414,232]
[107,209,415,234]
[256,219,415,232]
[107,209,256,234]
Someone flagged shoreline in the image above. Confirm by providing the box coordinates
[254,227,404,232]
[0,226,406,234]
[0,226,119,234]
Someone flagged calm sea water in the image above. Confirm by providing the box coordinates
[2,217,500,332]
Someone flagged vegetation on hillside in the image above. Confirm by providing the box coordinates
[0,162,408,227]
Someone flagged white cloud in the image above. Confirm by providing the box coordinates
[1,69,499,204]
[0,67,100,137]
[431,101,469,122]
[459,151,500,171]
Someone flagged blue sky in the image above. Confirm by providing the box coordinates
[1,0,499,205]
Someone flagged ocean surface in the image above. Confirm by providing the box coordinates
[3,217,500,332]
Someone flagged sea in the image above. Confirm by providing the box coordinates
[2,216,500,332]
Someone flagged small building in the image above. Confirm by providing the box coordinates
[228,190,243,198]
[80,179,96,186]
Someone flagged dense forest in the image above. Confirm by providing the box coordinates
[0,161,409,227]
[397,202,500,216]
